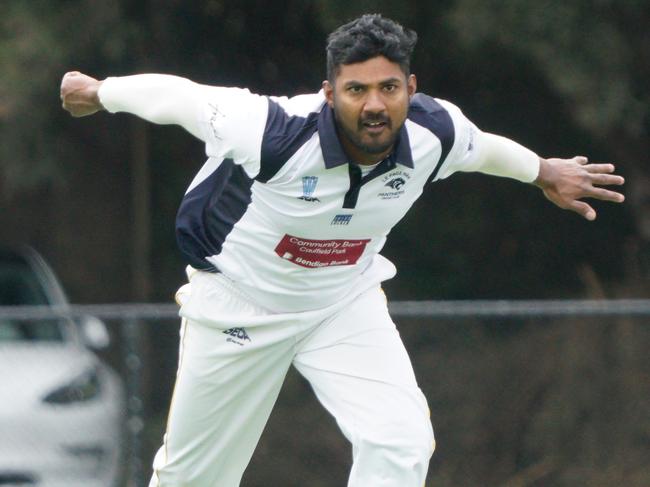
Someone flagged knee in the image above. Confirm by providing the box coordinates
[394,414,435,460]
[356,412,435,463]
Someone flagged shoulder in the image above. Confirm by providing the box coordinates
[200,85,270,132]
[407,94,477,139]
[268,91,326,117]
[263,91,324,138]
[263,91,325,140]
[408,94,467,124]
[408,93,449,114]
[406,95,481,178]
[257,91,324,183]
[407,93,457,144]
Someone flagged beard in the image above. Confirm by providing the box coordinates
[334,110,401,156]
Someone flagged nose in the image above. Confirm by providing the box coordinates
[363,89,387,115]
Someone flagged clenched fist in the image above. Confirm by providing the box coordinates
[60,71,104,117]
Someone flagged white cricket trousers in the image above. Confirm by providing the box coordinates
[149,270,435,487]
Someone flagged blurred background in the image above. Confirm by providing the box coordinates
[1,0,648,486]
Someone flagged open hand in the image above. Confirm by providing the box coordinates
[60,71,104,117]
[535,156,625,220]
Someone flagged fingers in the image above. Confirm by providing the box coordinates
[60,71,91,114]
[60,71,87,94]
[589,172,625,186]
[583,163,625,199]
[583,163,626,187]
[568,200,596,221]
[581,161,625,192]
[60,71,79,88]
[574,158,624,182]
[584,163,615,174]
[60,73,75,100]
[585,186,625,203]
[575,156,589,165]
[62,71,84,83]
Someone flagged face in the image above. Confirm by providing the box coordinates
[323,55,416,165]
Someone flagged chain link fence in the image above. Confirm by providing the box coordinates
[1,301,648,487]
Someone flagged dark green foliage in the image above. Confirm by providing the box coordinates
[1,1,648,485]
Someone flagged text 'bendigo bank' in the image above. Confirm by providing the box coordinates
[274,234,371,268]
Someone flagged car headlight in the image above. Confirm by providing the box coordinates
[42,367,101,404]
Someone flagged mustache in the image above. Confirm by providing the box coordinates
[359,114,391,126]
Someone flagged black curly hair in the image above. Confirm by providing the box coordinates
[326,14,418,81]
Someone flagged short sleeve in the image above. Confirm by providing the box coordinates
[433,99,486,181]
[197,87,269,178]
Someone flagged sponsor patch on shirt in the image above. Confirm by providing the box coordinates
[331,214,352,225]
[275,234,370,268]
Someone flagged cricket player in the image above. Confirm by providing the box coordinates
[60,14,624,487]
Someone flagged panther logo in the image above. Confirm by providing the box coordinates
[385,177,406,190]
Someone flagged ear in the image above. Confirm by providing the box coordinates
[322,80,335,107]
[407,74,417,98]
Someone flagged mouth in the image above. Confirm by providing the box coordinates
[360,119,390,135]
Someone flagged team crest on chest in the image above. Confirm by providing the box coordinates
[298,176,320,202]
[379,170,411,200]
[385,177,406,190]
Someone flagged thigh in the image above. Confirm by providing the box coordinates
[292,286,430,438]
[153,281,301,487]
[292,288,434,486]
[164,317,296,456]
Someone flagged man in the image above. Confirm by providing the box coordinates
[60,14,623,487]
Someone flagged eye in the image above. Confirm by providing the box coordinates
[347,85,364,94]
[383,84,398,92]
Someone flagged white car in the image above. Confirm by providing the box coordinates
[0,248,125,487]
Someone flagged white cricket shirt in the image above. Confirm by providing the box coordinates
[99,76,538,312]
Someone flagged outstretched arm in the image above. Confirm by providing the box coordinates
[61,71,269,174]
[60,71,207,139]
[471,133,624,221]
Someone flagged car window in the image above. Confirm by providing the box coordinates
[0,320,64,342]
[0,262,50,305]
[0,260,65,342]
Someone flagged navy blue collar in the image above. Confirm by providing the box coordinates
[317,103,414,169]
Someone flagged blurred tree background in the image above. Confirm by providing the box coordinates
[1,1,648,486]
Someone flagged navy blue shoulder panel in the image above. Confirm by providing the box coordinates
[256,98,319,183]
[175,158,253,270]
[408,94,455,180]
